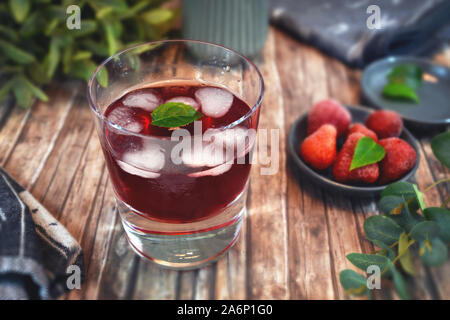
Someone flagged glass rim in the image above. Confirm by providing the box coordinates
[87,39,265,137]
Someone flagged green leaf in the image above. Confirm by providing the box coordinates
[103,21,119,56]
[12,76,33,109]
[388,261,411,300]
[141,8,173,25]
[151,102,203,128]
[69,59,97,81]
[0,40,36,64]
[412,184,426,212]
[69,20,98,38]
[82,39,109,57]
[22,77,48,102]
[381,181,420,212]
[9,0,30,23]
[431,131,450,169]
[0,25,19,42]
[398,232,415,276]
[383,82,420,103]
[410,221,440,242]
[364,215,404,246]
[42,37,60,79]
[419,238,448,266]
[339,270,367,296]
[0,78,16,101]
[378,195,405,215]
[424,207,450,243]
[388,64,423,90]
[371,239,395,260]
[388,204,424,233]
[346,253,390,275]
[96,67,108,88]
[350,137,386,171]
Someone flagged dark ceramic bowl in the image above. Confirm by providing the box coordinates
[361,56,450,127]
[288,105,420,197]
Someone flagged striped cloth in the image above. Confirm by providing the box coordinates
[0,168,84,299]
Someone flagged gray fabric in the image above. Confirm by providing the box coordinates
[0,168,84,299]
[270,0,450,68]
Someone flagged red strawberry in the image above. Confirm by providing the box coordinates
[300,124,337,170]
[307,99,351,137]
[365,110,403,139]
[378,137,417,185]
[333,133,379,184]
[347,123,378,142]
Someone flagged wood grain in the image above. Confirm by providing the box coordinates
[0,27,448,300]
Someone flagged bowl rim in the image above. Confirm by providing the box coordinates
[361,55,450,125]
[288,104,421,194]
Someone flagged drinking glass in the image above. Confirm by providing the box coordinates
[87,40,264,269]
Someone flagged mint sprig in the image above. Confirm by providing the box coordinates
[350,136,386,171]
[151,102,203,128]
[382,64,423,103]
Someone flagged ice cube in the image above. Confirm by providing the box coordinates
[188,163,232,177]
[166,96,199,110]
[123,90,162,112]
[118,141,165,178]
[107,106,143,133]
[195,87,233,118]
[208,127,256,157]
[117,160,161,179]
[181,142,230,168]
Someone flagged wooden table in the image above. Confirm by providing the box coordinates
[0,27,449,300]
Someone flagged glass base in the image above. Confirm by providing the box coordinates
[117,187,247,270]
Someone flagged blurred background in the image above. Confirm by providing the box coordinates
[1,0,449,108]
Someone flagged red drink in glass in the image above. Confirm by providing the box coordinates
[102,82,255,223]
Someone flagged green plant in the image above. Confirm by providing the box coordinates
[382,64,423,103]
[0,0,178,108]
[340,131,450,299]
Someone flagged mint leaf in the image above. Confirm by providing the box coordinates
[151,102,203,128]
[383,64,423,103]
[383,82,420,103]
[431,131,450,169]
[350,136,385,171]
[387,64,423,90]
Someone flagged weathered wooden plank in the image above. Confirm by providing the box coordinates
[0,105,30,166]
[65,172,117,299]
[274,28,335,299]
[244,29,289,300]
[3,85,77,189]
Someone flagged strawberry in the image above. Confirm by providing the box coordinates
[332,133,379,184]
[300,124,337,170]
[347,123,378,142]
[307,99,351,137]
[365,110,403,139]
[378,137,417,184]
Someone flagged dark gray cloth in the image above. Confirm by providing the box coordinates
[270,0,450,68]
[0,168,84,299]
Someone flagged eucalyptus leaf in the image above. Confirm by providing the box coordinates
[419,238,448,267]
[371,239,395,260]
[346,253,390,275]
[398,232,415,276]
[381,181,420,212]
[339,270,367,296]
[388,261,410,300]
[410,221,440,242]
[424,207,450,243]
[364,215,403,246]
[431,131,450,169]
